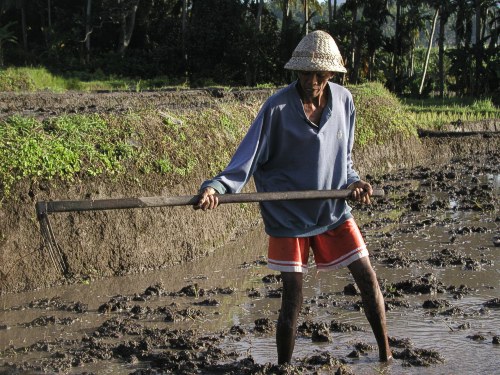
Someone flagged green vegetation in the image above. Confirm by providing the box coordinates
[0,101,255,197]
[402,97,499,130]
[0,67,189,92]
[1,1,498,97]
[0,114,136,195]
[350,82,418,146]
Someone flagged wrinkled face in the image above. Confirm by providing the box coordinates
[297,71,334,99]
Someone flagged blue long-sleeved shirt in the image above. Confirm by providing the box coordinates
[200,81,361,237]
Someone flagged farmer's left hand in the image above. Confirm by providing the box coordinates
[349,180,373,205]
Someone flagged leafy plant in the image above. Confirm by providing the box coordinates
[0,114,136,196]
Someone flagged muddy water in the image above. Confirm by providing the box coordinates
[1,154,499,374]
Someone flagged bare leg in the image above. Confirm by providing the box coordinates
[348,257,392,361]
[277,272,303,364]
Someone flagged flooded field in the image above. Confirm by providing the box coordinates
[1,152,499,374]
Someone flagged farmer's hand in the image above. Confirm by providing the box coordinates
[196,187,219,210]
[349,180,373,205]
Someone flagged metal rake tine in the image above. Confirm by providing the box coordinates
[39,213,66,275]
[38,213,60,272]
[44,213,68,275]
[36,202,68,276]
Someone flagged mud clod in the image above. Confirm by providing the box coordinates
[393,347,445,367]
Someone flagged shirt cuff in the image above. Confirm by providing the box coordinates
[345,178,361,189]
[199,180,227,194]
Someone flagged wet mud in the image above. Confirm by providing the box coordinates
[0,89,274,121]
[1,150,498,374]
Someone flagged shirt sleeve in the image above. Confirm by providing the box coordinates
[200,104,270,194]
[345,101,360,187]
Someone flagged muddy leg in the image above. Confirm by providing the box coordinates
[348,257,392,362]
[277,272,303,364]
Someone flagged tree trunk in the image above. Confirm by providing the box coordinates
[419,8,439,95]
[474,0,482,95]
[350,2,358,80]
[438,6,447,98]
[47,0,51,28]
[351,2,363,84]
[333,0,337,22]
[328,0,332,29]
[487,7,498,51]
[282,0,289,34]
[392,1,401,93]
[118,1,139,56]
[85,0,91,63]
[182,0,188,69]
[20,3,28,52]
[256,0,263,31]
[44,0,52,47]
[304,0,309,35]
[409,42,414,77]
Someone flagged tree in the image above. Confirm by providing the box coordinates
[362,0,390,81]
[437,0,452,98]
[0,22,17,66]
[342,0,361,83]
[17,0,28,53]
[85,0,92,62]
[301,0,322,34]
[474,0,499,95]
[117,0,139,56]
[420,8,439,95]
[392,0,401,92]
[181,0,188,73]
[449,0,474,96]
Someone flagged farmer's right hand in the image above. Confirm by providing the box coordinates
[196,187,219,210]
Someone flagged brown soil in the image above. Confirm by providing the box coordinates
[0,90,499,295]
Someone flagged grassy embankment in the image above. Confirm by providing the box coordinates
[403,97,498,130]
[0,67,498,200]
[0,66,188,92]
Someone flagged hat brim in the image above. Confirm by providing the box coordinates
[284,57,347,73]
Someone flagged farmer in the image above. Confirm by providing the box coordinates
[196,30,392,364]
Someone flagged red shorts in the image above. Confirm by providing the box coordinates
[267,218,368,273]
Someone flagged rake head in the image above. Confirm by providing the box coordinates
[36,202,70,277]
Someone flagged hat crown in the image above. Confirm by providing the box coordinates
[293,31,340,57]
[284,30,346,73]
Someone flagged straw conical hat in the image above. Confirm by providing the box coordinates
[285,30,346,73]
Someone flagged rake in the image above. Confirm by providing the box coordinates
[35,188,385,277]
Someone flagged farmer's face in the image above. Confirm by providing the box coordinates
[297,71,334,99]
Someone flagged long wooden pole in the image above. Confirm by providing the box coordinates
[36,189,385,216]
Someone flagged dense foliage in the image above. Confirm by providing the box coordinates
[0,1,498,99]
[0,98,256,196]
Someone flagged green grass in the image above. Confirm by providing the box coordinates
[0,66,190,92]
[402,97,499,130]
[349,82,418,146]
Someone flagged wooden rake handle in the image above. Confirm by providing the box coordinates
[36,188,385,217]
